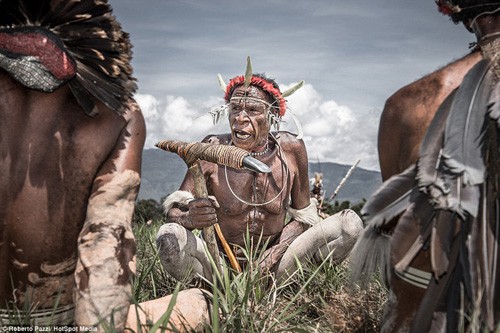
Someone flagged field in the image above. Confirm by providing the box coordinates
[131,199,387,332]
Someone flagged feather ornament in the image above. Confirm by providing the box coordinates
[361,164,417,228]
[217,73,226,93]
[244,56,252,89]
[487,79,500,126]
[209,105,228,125]
[0,0,137,116]
[282,80,305,98]
[441,59,491,185]
[393,192,435,274]
[267,111,281,131]
[417,90,455,189]
[349,224,391,287]
[288,110,303,140]
[430,210,458,278]
[417,85,479,217]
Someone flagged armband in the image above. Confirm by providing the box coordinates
[287,201,321,226]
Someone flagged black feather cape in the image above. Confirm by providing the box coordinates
[0,0,136,116]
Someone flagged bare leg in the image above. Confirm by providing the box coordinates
[156,223,212,281]
[126,288,210,332]
[276,209,363,281]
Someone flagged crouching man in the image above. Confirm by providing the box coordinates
[157,63,363,282]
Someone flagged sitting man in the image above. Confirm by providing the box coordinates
[0,0,145,330]
[156,62,363,282]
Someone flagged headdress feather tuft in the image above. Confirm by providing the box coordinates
[0,0,137,116]
[215,57,305,136]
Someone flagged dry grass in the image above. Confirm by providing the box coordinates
[323,281,386,332]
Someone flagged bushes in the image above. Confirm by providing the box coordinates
[322,198,366,216]
[133,198,166,225]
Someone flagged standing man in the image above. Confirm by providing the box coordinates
[355,1,500,331]
[0,0,145,330]
[157,61,362,282]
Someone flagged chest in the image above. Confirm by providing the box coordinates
[209,158,292,215]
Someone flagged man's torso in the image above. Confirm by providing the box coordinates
[0,70,126,308]
[201,132,302,247]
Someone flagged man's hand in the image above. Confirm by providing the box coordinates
[187,198,218,229]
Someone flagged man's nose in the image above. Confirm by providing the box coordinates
[235,109,249,122]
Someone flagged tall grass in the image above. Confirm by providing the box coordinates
[131,217,387,332]
[4,200,497,331]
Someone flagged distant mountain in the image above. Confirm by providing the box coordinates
[138,149,188,202]
[138,148,382,204]
[308,162,381,204]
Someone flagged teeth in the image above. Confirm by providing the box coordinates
[235,132,251,139]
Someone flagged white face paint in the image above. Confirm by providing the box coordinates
[228,86,272,152]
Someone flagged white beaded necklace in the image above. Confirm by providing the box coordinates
[250,141,270,156]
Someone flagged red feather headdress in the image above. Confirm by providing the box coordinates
[0,0,136,116]
[436,0,462,15]
[224,75,287,117]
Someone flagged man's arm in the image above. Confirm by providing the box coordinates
[165,160,218,230]
[74,100,146,331]
[260,136,314,271]
[288,136,312,210]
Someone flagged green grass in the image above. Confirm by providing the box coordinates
[1,208,386,332]
[131,217,387,332]
[6,198,499,332]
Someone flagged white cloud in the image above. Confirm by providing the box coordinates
[136,93,227,149]
[135,82,381,170]
[281,82,380,170]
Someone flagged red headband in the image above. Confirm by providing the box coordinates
[436,0,460,15]
[224,75,287,117]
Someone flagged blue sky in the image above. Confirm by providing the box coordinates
[110,0,475,170]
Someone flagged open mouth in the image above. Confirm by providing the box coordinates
[233,129,252,140]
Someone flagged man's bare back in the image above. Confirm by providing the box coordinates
[0,69,145,315]
[378,50,481,180]
[0,0,146,329]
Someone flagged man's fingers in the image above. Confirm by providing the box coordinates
[192,213,217,223]
[190,206,216,215]
[189,213,217,228]
[188,198,218,228]
[189,198,215,209]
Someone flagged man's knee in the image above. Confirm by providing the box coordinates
[314,209,363,263]
[335,209,363,239]
[156,223,185,260]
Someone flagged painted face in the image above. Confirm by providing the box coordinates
[228,85,272,152]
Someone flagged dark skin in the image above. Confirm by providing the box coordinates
[168,85,311,269]
[0,68,145,327]
[378,12,500,332]
[378,49,481,181]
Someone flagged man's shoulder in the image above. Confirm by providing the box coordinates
[123,98,146,133]
[274,131,301,144]
[274,131,305,152]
